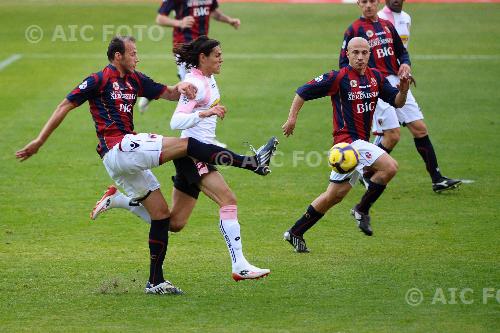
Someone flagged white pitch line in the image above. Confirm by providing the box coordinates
[0,54,22,71]
[19,53,500,61]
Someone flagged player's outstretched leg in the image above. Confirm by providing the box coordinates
[90,185,150,223]
[186,136,279,176]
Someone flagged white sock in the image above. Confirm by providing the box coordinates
[219,205,249,271]
[112,191,151,224]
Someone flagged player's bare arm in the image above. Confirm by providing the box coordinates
[211,9,240,29]
[160,82,197,101]
[394,76,411,108]
[199,105,227,119]
[282,94,305,137]
[156,14,194,29]
[15,98,77,161]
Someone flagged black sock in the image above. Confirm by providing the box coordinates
[356,180,386,214]
[290,205,324,237]
[148,218,170,285]
[377,142,392,154]
[414,135,442,182]
[187,137,258,171]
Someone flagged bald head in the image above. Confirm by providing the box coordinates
[346,37,370,74]
[347,37,369,51]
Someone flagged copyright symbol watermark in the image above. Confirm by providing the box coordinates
[25,25,43,43]
[405,287,424,306]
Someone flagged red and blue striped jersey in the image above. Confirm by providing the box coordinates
[67,64,167,158]
[158,0,219,47]
[296,66,399,144]
[339,17,410,76]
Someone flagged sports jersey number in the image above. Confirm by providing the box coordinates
[356,102,375,114]
[193,7,210,17]
[376,46,394,58]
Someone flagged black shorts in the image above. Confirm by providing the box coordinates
[172,156,217,199]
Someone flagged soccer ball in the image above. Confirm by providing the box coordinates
[328,142,359,174]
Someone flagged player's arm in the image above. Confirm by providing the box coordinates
[210,8,240,29]
[339,28,353,68]
[159,82,197,101]
[390,24,411,78]
[16,99,77,161]
[282,71,337,137]
[156,13,194,29]
[380,75,409,109]
[282,94,305,137]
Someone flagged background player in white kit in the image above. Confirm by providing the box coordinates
[370,0,461,193]
[93,36,275,281]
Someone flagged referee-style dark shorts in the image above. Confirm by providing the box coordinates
[172,156,217,199]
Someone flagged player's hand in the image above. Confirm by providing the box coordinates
[229,18,241,29]
[200,105,226,119]
[180,16,195,29]
[282,117,297,137]
[177,82,197,99]
[15,139,43,162]
[397,76,411,94]
[398,63,411,80]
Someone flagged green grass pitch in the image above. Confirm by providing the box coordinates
[1,1,499,332]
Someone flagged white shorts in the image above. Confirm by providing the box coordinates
[372,74,423,134]
[103,133,163,200]
[329,140,386,187]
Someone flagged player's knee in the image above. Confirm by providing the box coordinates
[220,190,237,206]
[408,120,428,138]
[387,159,398,177]
[384,128,401,147]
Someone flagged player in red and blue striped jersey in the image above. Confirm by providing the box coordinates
[281,38,411,251]
[16,36,278,294]
[156,0,240,80]
[340,0,461,193]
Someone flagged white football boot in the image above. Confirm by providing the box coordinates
[232,264,270,282]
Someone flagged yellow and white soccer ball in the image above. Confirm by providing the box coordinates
[328,142,360,174]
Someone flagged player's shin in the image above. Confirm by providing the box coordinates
[187,137,258,171]
[356,180,387,214]
[414,135,442,182]
[219,205,249,270]
[148,218,170,285]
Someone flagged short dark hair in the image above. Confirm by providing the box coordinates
[107,35,136,61]
[173,35,220,69]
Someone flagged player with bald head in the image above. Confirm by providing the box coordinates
[340,0,461,193]
[280,36,411,252]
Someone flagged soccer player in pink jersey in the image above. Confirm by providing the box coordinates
[138,0,240,148]
[16,36,277,294]
[282,37,411,252]
[340,0,461,193]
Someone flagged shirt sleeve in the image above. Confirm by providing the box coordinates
[389,23,411,66]
[66,73,99,106]
[136,72,167,100]
[339,26,353,68]
[170,77,204,130]
[296,71,339,101]
[379,76,399,107]
[158,0,174,15]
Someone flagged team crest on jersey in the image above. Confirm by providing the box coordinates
[112,81,120,91]
[350,80,358,88]
[79,80,87,90]
[365,152,372,159]
[366,30,374,38]
[371,78,377,86]
[314,75,324,82]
